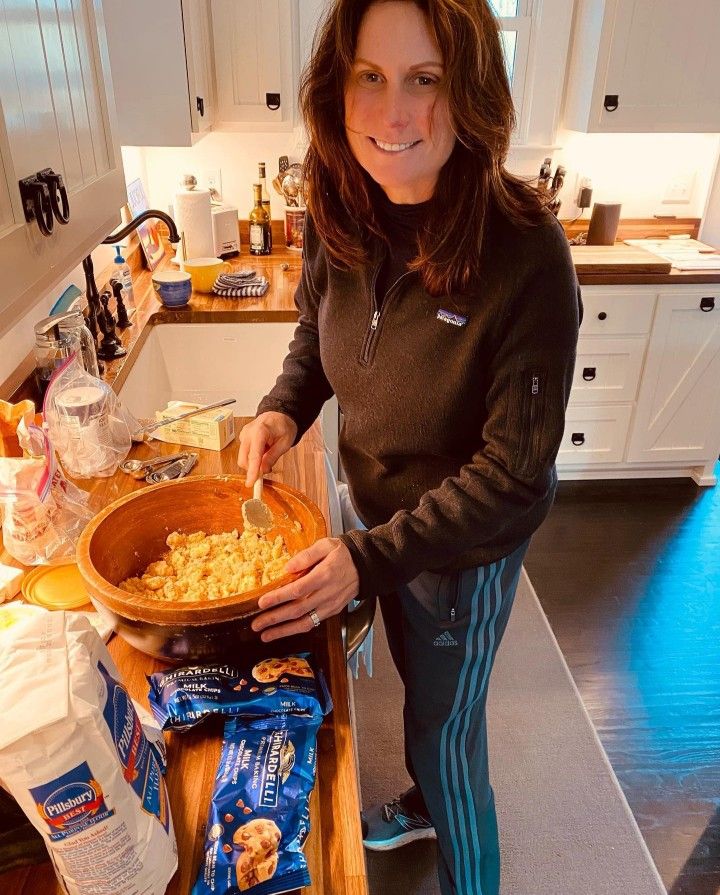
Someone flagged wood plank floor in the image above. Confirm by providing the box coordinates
[524,468,720,895]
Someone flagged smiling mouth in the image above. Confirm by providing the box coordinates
[370,137,421,153]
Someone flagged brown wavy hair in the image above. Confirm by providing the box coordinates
[300,0,550,295]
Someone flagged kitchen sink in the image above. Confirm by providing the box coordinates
[115,320,339,474]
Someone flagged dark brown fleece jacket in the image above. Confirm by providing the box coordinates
[258,205,581,600]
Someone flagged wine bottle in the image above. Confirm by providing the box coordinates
[258,162,271,214]
[249,183,272,256]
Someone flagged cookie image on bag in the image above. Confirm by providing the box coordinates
[284,657,313,679]
[232,817,282,857]
[233,818,281,890]
[252,659,289,684]
[236,850,279,891]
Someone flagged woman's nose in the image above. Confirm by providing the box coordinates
[380,84,411,131]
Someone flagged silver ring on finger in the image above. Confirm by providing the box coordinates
[308,610,321,628]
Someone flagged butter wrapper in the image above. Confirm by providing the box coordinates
[153,401,235,451]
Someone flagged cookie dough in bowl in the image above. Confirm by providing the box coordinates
[76,475,326,663]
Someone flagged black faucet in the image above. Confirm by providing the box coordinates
[79,210,179,370]
[101,209,181,246]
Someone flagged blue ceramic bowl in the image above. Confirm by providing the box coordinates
[152,271,192,307]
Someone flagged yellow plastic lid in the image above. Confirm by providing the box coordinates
[21,561,93,611]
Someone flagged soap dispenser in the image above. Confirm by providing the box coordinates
[112,245,136,317]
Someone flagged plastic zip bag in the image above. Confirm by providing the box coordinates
[44,354,136,478]
[0,411,92,565]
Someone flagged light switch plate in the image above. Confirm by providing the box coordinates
[662,171,695,204]
[205,169,222,199]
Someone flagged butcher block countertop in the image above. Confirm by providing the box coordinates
[71,237,720,396]
[4,224,720,407]
[0,419,368,895]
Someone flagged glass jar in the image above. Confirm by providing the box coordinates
[33,323,80,400]
[57,309,99,378]
[53,383,115,477]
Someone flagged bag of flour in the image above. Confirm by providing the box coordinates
[0,603,177,895]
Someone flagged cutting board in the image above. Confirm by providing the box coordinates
[569,243,671,274]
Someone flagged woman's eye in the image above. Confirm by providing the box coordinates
[359,72,382,84]
[414,75,439,87]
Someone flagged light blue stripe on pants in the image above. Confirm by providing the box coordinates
[379,539,528,895]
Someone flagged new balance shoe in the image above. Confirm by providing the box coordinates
[362,788,436,851]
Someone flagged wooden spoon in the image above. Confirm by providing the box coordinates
[242,477,274,531]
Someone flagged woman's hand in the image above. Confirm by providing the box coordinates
[251,538,360,642]
[237,411,298,486]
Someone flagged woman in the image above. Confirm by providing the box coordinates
[238,2,581,893]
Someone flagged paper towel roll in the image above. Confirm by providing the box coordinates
[173,188,214,259]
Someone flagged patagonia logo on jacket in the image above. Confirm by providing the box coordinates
[436,309,467,327]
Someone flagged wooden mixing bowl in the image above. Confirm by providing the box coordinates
[76,475,326,662]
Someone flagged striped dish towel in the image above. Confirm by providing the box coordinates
[212,273,270,298]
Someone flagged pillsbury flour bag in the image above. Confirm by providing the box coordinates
[0,604,177,895]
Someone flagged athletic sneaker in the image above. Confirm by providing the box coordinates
[362,787,436,851]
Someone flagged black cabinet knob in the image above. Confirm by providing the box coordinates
[597,311,607,320]
[700,296,715,312]
[604,94,619,112]
[571,432,585,446]
[582,367,597,381]
[197,96,204,117]
[266,92,281,111]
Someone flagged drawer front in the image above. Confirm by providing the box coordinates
[557,404,633,465]
[580,290,656,336]
[569,337,646,404]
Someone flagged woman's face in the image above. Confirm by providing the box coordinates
[344,1,455,205]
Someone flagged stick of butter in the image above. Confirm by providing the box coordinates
[0,564,23,603]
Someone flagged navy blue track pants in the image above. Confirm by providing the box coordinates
[378,539,529,895]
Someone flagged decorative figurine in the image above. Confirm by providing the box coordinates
[96,290,126,361]
[111,279,131,329]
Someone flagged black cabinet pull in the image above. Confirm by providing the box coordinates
[266,92,280,111]
[604,94,619,112]
[196,96,204,117]
[597,311,607,320]
[19,175,54,236]
[37,168,70,224]
[582,367,596,381]
[571,432,585,446]
[700,296,715,312]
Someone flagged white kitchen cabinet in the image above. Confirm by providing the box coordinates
[104,0,215,146]
[626,288,720,466]
[211,0,299,129]
[558,404,633,466]
[569,336,646,404]
[0,0,125,337]
[562,0,720,133]
[558,284,720,486]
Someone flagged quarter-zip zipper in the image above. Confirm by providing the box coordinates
[360,268,413,365]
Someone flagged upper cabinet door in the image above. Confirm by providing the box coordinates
[562,0,720,133]
[183,0,215,135]
[104,0,215,147]
[211,0,298,129]
[0,0,124,334]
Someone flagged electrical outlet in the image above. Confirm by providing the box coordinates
[576,175,592,209]
[662,171,695,204]
[205,169,222,198]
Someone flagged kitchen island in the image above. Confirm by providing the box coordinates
[0,418,369,895]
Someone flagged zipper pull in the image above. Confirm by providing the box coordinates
[370,310,379,330]
[450,607,456,622]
